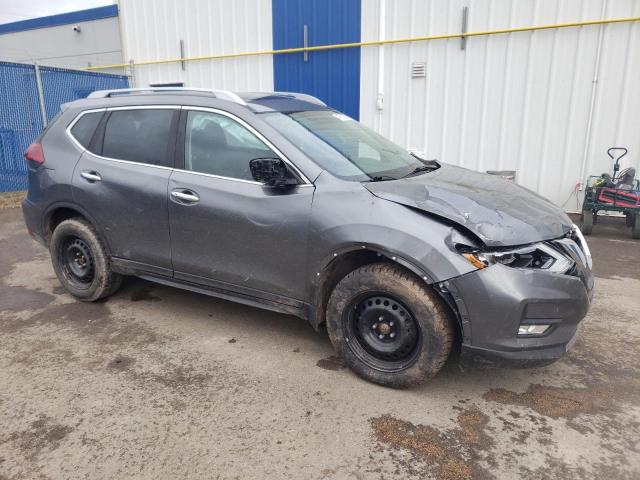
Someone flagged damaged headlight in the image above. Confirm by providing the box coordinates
[571,224,592,270]
[461,243,574,273]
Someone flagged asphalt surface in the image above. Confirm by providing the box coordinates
[1,206,639,480]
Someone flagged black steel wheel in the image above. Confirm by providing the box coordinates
[60,236,95,288]
[346,294,421,372]
[326,263,455,388]
[581,209,594,235]
[50,217,122,301]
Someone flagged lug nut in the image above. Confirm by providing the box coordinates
[390,332,396,338]
[378,334,384,340]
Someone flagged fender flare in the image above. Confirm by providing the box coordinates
[305,242,436,328]
[311,242,435,286]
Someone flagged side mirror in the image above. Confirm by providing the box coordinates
[249,158,298,188]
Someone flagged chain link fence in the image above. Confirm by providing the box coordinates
[0,61,128,192]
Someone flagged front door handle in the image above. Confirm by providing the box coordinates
[171,189,200,204]
[80,170,101,182]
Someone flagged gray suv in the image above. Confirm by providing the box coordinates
[22,88,594,388]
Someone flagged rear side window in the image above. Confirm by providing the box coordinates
[70,112,102,148]
[102,109,175,166]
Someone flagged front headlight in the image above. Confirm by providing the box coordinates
[572,224,592,270]
[461,242,574,273]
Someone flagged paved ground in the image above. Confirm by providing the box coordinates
[0,206,639,480]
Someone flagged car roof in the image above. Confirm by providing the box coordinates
[62,89,329,115]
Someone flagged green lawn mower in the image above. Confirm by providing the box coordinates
[580,147,640,239]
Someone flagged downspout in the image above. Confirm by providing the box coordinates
[579,0,608,190]
[375,0,386,132]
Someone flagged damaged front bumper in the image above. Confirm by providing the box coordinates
[443,260,594,368]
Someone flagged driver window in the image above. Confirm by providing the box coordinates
[184,110,276,181]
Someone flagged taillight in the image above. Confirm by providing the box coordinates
[24,142,45,165]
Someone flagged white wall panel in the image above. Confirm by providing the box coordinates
[0,17,124,74]
[360,0,640,208]
[118,0,274,92]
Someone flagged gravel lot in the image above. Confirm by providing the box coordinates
[1,206,639,480]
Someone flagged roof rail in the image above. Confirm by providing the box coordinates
[87,87,247,105]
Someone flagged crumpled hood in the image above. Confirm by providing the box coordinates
[364,163,572,247]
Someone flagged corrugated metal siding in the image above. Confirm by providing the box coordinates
[272,0,362,119]
[360,0,640,208]
[118,0,274,92]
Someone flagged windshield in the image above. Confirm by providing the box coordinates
[261,110,438,181]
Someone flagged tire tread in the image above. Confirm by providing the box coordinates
[326,262,455,388]
[50,217,122,302]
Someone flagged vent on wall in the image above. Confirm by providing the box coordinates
[411,62,426,78]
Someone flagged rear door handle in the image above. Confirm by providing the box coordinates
[171,189,200,204]
[80,171,101,182]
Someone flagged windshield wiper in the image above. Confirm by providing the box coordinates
[403,161,439,178]
[367,175,396,182]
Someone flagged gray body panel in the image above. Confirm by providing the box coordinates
[365,163,573,247]
[168,170,314,302]
[304,172,478,286]
[72,151,172,270]
[21,90,594,369]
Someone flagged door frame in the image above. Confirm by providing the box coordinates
[168,105,316,310]
[174,105,313,185]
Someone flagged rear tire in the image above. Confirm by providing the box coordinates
[50,218,122,301]
[326,263,454,388]
[632,213,640,240]
[581,209,594,235]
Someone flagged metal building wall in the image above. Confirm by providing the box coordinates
[118,0,274,92]
[360,0,640,208]
[0,17,124,75]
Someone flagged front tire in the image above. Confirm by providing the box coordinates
[50,218,122,301]
[326,263,454,388]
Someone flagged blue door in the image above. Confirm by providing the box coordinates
[272,0,361,120]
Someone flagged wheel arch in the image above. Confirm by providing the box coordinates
[42,202,112,254]
[307,243,440,330]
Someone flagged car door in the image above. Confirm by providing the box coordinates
[168,107,314,304]
[72,106,179,275]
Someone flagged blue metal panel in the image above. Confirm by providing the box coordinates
[0,61,128,192]
[272,0,361,120]
[0,5,119,35]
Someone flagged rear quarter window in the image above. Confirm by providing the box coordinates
[70,112,103,149]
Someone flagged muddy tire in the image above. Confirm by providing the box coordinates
[580,210,593,235]
[632,213,640,240]
[50,218,122,301]
[326,263,454,388]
